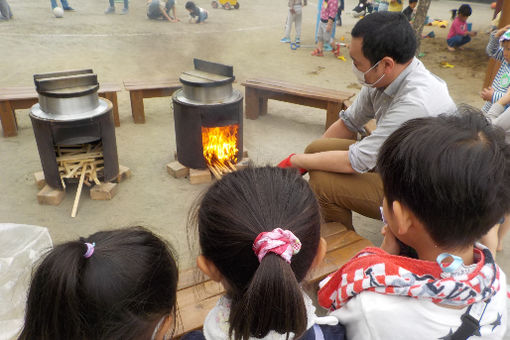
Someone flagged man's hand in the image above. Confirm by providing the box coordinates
[290,8,295,14]
[380,225,400,255]
[481,87,494,101]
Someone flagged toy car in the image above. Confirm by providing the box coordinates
[211,0,239,10]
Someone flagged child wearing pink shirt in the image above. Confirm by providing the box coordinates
[447,4,477,51]
[312,0,338,56]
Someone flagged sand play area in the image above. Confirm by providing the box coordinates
[1,0,509,282]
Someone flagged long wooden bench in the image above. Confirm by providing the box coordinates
[173,222,372,338]
[241,78,355,130]
[123,80,182,124]
[0,83,122,137]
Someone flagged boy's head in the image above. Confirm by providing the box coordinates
[409,0,417,9]
[457,4,472,20]
[377,106,510,249]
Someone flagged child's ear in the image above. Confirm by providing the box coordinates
[392,200,412,236]
[310,237,327,269]
[197,255,223,282]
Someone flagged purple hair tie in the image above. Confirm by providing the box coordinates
[84,242,96,259]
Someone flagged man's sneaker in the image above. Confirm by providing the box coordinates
[120,7,129,14]
[104,6,115,14]
[280,37,291,43]
[324,43,333,52]
[63,6,75,11]
[295,38,301,44]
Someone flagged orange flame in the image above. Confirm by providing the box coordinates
[202,125,239,166]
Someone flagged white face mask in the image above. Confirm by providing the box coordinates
[352,60,385,87]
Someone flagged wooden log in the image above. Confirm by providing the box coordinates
[208,165,222,180]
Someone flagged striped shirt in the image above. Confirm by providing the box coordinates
[482,32,510,113]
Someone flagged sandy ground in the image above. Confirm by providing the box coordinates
[1,0,509,294]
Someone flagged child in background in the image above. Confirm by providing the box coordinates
[19,227,182,340]
[387,0,402,12]
[189,166,346,340]
[280,0,304,44]
[447,4,477,51]
[185,1,208,23]
[0,0,12,20]
[482,25,510,113]
[336,0,344,26]
[105,0,129,14]
[312,0,338,56]
[402,0,416,21]
[147,0,180,22]
[318,108,508,339]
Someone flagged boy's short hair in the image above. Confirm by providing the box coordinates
[458,4,472,17]
[351,12,416,65]
[377,106,510,248]
[409,0,417,4]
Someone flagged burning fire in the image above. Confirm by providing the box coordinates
[202,125,239,167]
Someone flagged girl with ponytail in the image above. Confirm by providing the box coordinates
[19,226,180,340]
[189,166,346,340]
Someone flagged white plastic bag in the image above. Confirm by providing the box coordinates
[0,224,52,340]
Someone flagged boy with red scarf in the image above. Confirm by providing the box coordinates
[318,108,508,339]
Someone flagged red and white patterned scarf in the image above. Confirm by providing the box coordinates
[318,244,501,311]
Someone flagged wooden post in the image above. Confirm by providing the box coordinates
[244,87,260,119]
[130,90,146,124]
[483,0,510,89]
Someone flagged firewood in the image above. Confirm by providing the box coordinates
[208,165,222,180]
[71,163,88,218]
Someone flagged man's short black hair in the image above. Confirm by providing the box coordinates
[409,0,418,4]
[458,4,472,17]
[377,106,510,248]
[351,12,416,65]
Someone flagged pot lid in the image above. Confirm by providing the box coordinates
[34,69,99,98]
[179,59,235,88]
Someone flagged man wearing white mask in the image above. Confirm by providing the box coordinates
[279,11,456,232]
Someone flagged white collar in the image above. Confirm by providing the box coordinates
[203,293,337,340]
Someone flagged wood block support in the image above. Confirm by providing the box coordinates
[90,182,118,200]
[115,165,132,183]
[130,91,145,124]
[37,185,65,206]
[236,158,250,170]
[34,171,46,190]
[0,101,18,137]
[189,168,212,185]
[167,161,189,178]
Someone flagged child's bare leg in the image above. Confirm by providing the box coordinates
[480,224,500,259]
[497,214,510,251]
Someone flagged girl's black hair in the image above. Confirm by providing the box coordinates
[196,166,321,340]
[18,226,179,340]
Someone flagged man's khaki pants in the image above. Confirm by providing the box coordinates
[306,138,384,230]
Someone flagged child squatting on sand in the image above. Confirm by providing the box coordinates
[318,107,508,339]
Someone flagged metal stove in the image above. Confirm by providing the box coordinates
[173,59,243,170]
[30,69,119,190]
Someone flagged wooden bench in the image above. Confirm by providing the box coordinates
[123,80,182,124]
[173,222,372,338]
[241,78,355,130]
[0,83,122,138]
